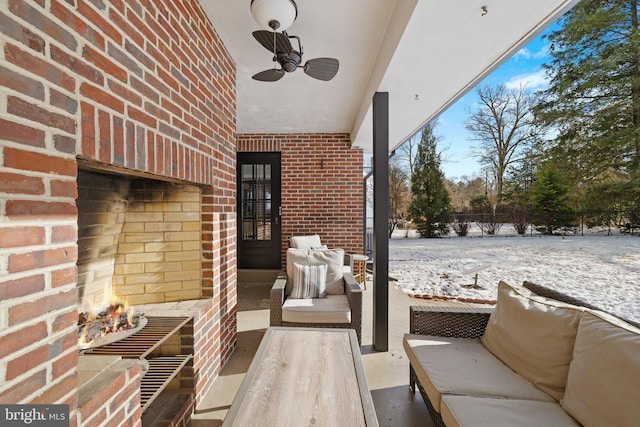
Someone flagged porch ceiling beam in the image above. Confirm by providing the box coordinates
[349,0,419,146]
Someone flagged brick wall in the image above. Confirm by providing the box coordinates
[237,134,364,267]
[0,0,237,423]
[113,178,202,306]
[77,359,142,427]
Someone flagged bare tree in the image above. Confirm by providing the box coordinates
[388,156,410,236]
[444,176,486,211]
[397,132,419,181]
[465,84,542,199]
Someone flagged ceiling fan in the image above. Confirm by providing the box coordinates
[251,30,339,82]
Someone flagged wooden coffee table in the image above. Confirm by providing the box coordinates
[223,327,378,426]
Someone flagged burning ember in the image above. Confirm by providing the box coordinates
[78,300,142,349]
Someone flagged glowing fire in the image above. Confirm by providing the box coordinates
[78,292,137,349]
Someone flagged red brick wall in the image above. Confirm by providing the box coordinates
[77,359,142,427]
[238,134,364,267]
[0,0,237,422]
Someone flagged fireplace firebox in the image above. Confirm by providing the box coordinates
[75,165,215,426]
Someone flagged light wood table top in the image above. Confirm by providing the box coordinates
[223,327,378,427]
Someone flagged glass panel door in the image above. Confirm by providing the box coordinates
[237,153,281,269]
[241,164,272,240]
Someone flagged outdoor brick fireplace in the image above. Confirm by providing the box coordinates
[0,1,237,426]
[75,166,210,425]
[77,168,206,309]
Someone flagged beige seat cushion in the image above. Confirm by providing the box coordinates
[403,334,554,413]
[289,234,322,249]
[441,395,581,427]
[282,294,351,324]
[286,248,345,295]
[561,310,640,427]
[480,281,584,400]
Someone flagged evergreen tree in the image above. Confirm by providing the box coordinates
[536,0,640,185]
[502,153,536,234]
[409,124,453,237]
[530,162,576,234]
[581,172,632,228]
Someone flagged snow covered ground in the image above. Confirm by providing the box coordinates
[389,227,640,324]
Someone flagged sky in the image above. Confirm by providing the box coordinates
[436,24,559,181]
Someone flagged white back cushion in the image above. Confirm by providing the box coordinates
[286,248,344,295]
[289,234,322,249]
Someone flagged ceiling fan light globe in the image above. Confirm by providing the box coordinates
[250,0,297,32]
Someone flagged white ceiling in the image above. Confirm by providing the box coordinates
[200,0,580,153]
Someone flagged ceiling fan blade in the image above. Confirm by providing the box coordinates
[303,58,339,81]
[252,69,285,82]
[252,30,292,54]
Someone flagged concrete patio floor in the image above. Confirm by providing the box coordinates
[189,270,438,427]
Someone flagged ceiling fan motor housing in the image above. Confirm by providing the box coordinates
[278,51,302,72]
[251,30,339,81]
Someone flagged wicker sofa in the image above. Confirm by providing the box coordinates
[404,281,640,427]
[270,247,362,343]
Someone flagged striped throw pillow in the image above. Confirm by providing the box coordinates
[290,263,328,299]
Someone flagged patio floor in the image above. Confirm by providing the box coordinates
[189,270,437,427]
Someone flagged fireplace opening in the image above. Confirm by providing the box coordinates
[76,165,207,425]
[76,167,203,311]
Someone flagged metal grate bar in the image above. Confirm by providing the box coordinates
[141,355,192,412]
[86,316,192,359]
[83,315,194,412]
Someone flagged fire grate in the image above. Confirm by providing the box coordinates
[85,316,192,359]
[83,316,194,413]
[141,355,192,411]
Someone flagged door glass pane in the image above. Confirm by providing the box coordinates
[242,163,272,240]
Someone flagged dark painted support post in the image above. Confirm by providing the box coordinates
[363,173,368,258]
[372,92,389,352]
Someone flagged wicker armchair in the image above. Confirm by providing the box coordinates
[270,249,362,344]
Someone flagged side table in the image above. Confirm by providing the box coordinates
[351,254,369,289]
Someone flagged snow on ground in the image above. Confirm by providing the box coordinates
[389,227,640,324]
